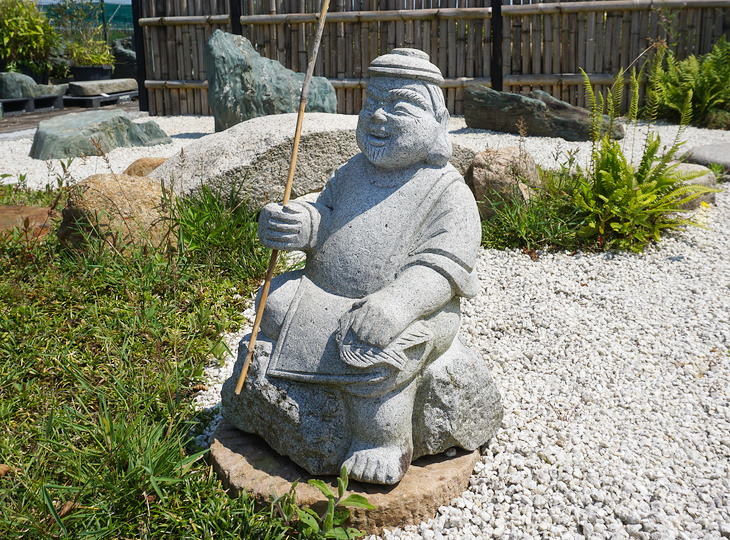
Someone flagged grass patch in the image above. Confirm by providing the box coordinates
[0,176,316,538]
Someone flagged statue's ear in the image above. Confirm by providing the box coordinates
[427,107,452,167]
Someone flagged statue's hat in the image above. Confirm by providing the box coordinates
[367,48,444,85]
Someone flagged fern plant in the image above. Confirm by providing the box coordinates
[576,62,718,252]
[651,36,730,126]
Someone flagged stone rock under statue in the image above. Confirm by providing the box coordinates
[221,49,503,485]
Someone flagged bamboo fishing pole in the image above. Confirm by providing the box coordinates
[235,0,331,394]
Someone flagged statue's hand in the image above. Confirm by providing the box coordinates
[338,292,412,350]
[258,202,312,251]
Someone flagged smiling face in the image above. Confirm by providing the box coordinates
[356,77,442,171]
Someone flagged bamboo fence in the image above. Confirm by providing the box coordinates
[136,0,730,116]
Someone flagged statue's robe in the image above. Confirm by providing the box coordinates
[262,153,482,394]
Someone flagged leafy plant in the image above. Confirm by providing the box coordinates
[0,0,59,76]
[650,36,730,127]
[576,63,718,252]
[481,172,582,251]
[166,179,272,283]
[274,467,375,539]
[46,0,113,67]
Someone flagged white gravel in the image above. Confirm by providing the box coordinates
[0,115,215,189]
[3,113,728,539]
[2,113,730,190]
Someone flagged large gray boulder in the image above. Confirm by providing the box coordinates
[0,72,40,98]
[204,30,337,132]
[0,72,66,98]
[683,143,730,179]
[464,86,624,142]
[150,113,477,210]
[30,110,171,160]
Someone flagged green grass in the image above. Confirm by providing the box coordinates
[0,177,313,538]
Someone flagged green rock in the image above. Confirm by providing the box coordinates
[464,85,624,142]
[0,72,40,98]
[30,109,172,160]
[205,30,337,132]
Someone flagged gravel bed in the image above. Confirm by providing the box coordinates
[2,114,730,190]
[0,115,215,190]
[3,113,728,538]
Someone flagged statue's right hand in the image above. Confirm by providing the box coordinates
[258,201,312,251]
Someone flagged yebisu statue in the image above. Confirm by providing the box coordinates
[221,48,502,485]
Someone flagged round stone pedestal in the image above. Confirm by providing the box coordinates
[210,420,480,534]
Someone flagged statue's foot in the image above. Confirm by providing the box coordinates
[342,441,411,485]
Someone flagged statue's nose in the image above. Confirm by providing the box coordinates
[372,107,388,123]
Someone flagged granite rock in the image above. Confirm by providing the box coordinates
[465,146,543,219]
[123,157,168,177]
[150,112,476,210]
[30,110,170,160]
[204,30,337,132]
[464,85,624,141]
[683,143,730,176]
[57,173,172,251]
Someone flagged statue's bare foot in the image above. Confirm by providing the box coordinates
[342,441,411,485]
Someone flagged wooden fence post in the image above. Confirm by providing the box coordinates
[131,0,149,111]
[230,0,243,35]
[491,0,503,91]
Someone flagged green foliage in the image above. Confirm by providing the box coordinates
[274,467,375,539]
[650,36,730,127]
[46,0,113,67]
[575,65,718,252]
[166,180,272,285]
[0,0,59,75]
[0,174,344,537]
[481,171,583,251]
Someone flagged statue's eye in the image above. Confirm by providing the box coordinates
[392,103,419,116]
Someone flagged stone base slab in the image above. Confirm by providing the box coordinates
[210,420,480,535]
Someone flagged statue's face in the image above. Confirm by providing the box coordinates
[356,78,441,170]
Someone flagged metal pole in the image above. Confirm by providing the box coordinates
[491,0,503,91]
[131,0,149,111]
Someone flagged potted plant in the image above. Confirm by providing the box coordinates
[46,0,114,81]
[67,38,114,80]
[0,0,60,83]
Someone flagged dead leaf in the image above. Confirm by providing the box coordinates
[0,464,11,477]
[57,501,80,518]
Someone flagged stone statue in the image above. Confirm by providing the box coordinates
[222,48,502,485]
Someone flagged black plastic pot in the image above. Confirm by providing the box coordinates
[71,65,112,81]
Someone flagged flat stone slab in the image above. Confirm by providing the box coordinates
[68,78,138,97]
[683,143,730,173]
[0,205,59,239]
[210,420,480,535]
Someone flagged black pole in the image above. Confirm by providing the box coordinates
[491,0,503,91]
[230,0,242,36]
[131,0,149,111]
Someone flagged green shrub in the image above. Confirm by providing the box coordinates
[651,36,730,127]
[45,0,113,67]
[575,65,718,252]
[0,0,59,76]
[481,171,582,252]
